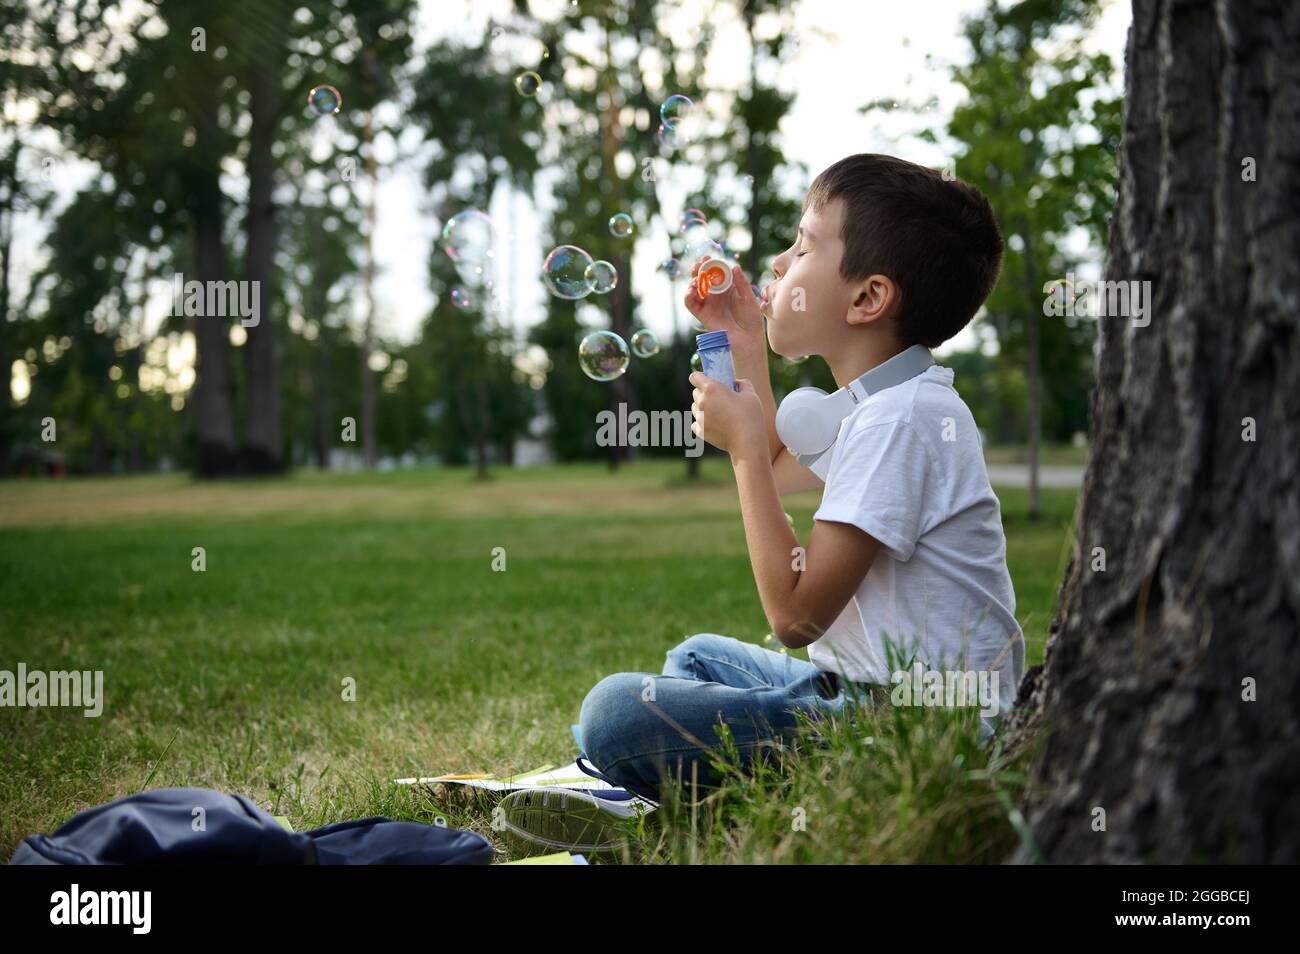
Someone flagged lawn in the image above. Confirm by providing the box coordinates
[0,460,1078,862]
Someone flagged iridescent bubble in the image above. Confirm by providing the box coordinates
[690,352,702,372]
[514,71,542,97]
[451,287,472,309]
[542,245,595,299]
[630,329,660,358]
[660,94,694,127]
[585,259,618,294]
[680,208,707,228]
[657,257,683,281]
[608,212,635,238]
[307,85,342,116]
[578,331,630,382]
[441,210,496,264]
[656,122,683,151]
[659,94,701,144]
[785,354,810,365]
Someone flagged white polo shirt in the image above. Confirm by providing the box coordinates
[809,364,1025,733]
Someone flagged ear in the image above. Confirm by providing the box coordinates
[846,275,898,327]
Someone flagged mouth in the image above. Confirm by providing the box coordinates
[759,285,773,314]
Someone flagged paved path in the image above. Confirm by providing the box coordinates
[986,464,1086,488]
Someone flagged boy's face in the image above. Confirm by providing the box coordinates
[760,198,859,359]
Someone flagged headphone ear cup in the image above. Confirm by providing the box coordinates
[776,388,838,456]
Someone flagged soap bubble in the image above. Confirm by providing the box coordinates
[514,71,542,97]
[585,260,618,294]
[680,208,708,229]
[657,257,683,281]
[656,122,683,151]
[630,329,660,358]
[608,212,635,238]
[690,352,702,372]
[659,94,701,144]
[542,245,595,299]
[441,210,495,265]
[660,94,694,127]
[450,287,472,308]
[578,331,629,382]
[307,85,342,116]
[785,354,810,365]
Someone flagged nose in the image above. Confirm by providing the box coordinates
[772,250,789,279]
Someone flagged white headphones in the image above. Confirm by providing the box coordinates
[775,344,935,476]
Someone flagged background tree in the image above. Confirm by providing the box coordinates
[1005,0,1300,863]
[940,0,1120,516]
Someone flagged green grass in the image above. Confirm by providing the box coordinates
[0,460,1077,862]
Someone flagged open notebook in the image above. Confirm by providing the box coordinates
[394,759,658,818]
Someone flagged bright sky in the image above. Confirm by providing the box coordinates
[7,0,1131,363]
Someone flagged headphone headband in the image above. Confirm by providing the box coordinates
[776,345,935,473]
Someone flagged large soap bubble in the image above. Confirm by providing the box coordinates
[585,260,618,294]
[542,245,596,300]
[578,331,630,382]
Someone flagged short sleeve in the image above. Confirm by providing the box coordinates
[813,419,932,562]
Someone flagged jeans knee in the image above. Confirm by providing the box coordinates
[579,673,651,771]
[663,632,727,677]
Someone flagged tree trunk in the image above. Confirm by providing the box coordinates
[1004,0,1300,863]
[243,52,284,474]
[361,116,378,471]
[188,115,238,476]
[1021,218,1042,521]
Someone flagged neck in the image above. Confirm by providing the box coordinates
[826,335,908,389]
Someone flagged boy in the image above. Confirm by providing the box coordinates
[505,154,1024,849]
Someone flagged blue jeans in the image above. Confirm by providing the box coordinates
[578,633,873,802]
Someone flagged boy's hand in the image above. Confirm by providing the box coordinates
[684,260,766,356]
[689,372,768,461]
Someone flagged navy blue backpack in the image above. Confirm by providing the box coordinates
[9,787,492,865]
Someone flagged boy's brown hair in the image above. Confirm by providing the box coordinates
[806,154,1004,348]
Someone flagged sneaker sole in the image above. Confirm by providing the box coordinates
[502,789,628,854]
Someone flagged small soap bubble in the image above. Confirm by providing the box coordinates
[542,245,595,299]
[690,352,702,372]
[579,331,630,382]
[785,354,809,365]
[585,259,618,294]
[514,71,542,97]
[656,122,683,151]
[680,208,708,229]
[659,94,701,143]
[608,212,634,238]
[657,257,683,281]
[441,212,496,291]
[630,329,660,358]
[660,94,694,127]
[307,84,341,116]
[451,288,472,309]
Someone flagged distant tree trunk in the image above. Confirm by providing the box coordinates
[313,325,332,470]
[188,115,238,476]
[361,116,378,470]
[1021,219,1042,520]
[1005,0,1300,863]
[243,51,284,474]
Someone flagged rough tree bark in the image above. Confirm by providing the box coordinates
[1004,0,1300,863]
